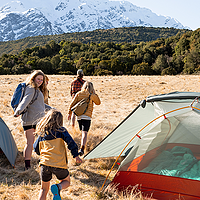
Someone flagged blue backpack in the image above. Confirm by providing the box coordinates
[11,83,38,115]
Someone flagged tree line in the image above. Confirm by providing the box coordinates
[0,27,199,76]
[0,27,189,56]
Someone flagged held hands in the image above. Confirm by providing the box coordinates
[75,156,82,164]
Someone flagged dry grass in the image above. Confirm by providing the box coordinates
[0,74,199,200]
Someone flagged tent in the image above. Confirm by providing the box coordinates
[0,117,18,167]
[84,91,200,200]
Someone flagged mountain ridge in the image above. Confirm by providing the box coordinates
[0,0,189,42]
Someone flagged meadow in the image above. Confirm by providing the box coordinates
[0,74,199,200]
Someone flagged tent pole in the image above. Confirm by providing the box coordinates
[100,105,192,192]
[100,134,138,191]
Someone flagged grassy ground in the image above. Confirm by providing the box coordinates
[0,74,199,200]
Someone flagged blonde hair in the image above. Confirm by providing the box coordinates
[25,70,48,101]
[81,81,94,93]
[35,109,64,137]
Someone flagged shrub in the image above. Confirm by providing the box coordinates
[94,69,113,76]
[161,67,176,75]
[131,62,153,75]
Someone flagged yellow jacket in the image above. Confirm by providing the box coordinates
[68,90,101,118]
[33,128,79,169]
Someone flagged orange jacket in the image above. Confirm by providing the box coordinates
[68,90,101,118]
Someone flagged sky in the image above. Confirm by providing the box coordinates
[114,0,200,30]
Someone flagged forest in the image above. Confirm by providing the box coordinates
[0,26,199,76]
[0,27,188,56]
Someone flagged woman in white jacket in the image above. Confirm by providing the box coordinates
[14,70,49,170]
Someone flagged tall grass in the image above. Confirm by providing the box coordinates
[0,74,199,199]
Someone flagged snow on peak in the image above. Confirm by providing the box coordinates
[0,0,189,42]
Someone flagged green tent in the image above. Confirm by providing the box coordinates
[85,91,200,199]
[0,117,18,167]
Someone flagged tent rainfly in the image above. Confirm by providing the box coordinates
[0,117,18,167]
[84,91,200,200]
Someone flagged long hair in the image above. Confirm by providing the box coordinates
[81,81,94,94]
[35,109,64,137]
[25,70,48,101]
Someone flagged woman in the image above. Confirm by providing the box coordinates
[14,70,49,170]
[68,81,101,156]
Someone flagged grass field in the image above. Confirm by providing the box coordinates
[0,74,199,200]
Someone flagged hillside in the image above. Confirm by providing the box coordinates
[2,27,200,77]
[0,27,190,56]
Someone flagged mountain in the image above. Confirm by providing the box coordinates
[0,0,189,42]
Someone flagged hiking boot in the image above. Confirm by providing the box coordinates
[78,149,84,156]
[51,184,61,200]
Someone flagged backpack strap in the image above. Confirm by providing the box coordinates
[21,88,39,115]
[30,89,39,105]
[82,93,91,115]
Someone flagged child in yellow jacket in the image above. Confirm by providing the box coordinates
[34,109,82,200]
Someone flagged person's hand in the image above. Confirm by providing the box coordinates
[75,156,82,164]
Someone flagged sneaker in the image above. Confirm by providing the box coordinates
[51,184,61,200]
[78,149,84,156]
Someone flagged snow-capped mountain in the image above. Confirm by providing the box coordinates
[0,0,188,42]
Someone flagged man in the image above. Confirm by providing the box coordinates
[70,69,85,128]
